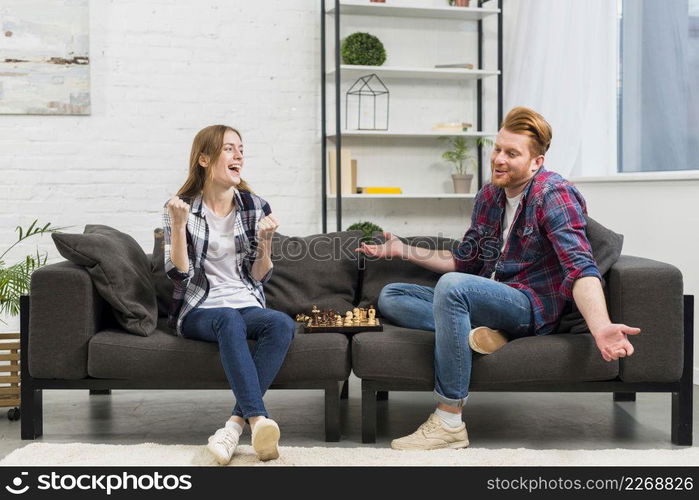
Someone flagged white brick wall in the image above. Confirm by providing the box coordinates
[1,0,322,262]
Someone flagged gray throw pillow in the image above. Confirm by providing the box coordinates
[151,228,174,318]
[263,231,364,318]
[52,225,158,336]
[359,235,461,309]
[556,216,624,333]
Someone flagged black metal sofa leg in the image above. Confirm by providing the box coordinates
[20,295,42,440]
[362,380,377,443]
[324,381,342,442]
[672,389,692,446]
[20,386,43,440]
[613,392,636,402]
[672,294,694,446]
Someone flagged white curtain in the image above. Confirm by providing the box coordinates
[503,0,618,177]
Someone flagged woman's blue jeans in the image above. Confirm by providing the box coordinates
[181,306,295,420]
[378,272,534,408]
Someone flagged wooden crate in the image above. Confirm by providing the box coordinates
[0,333,20,408]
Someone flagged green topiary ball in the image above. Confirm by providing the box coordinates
[347,221,384,242]
[341,32,386,66]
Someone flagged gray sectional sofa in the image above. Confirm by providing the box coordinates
[21,222,693,445]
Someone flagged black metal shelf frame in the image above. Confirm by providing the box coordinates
[320,0,504,232]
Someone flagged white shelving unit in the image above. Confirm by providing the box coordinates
[328,193,477,199]
[327,130,497,140]
[321,0,503,231]
[326,1,499,20]
[327,65,500,81]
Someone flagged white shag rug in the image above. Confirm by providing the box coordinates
[1,443,697,466]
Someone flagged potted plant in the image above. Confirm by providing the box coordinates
[449,0,471,7]
[341,32,387,66]
[0,219,60,420]
[347,221,383,243]
[439,136,491,193]
[1,220,60,321]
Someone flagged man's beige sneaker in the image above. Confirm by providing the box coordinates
[468,326,508,354]
[391,413,469,450]
[207,426,240,465]
[251,417,280,461]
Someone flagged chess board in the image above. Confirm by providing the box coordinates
[295,306,383,334]
[301,322,383,334]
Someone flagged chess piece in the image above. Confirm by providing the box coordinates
[344,311,353,326]
[368,306,376,326]
[359,308,367,322]
[353,307,360,325]
[336,314,343,327]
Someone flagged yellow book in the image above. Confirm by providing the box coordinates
[361,187,402,194]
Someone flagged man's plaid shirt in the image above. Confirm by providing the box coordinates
[162,189,273,336]
[452,168,601,335]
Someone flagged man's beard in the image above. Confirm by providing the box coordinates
[490,162,531,189]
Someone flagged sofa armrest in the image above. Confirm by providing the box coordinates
[29,261,105,379]
[608,255,683,382]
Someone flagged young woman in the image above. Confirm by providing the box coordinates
[162,125,295,464]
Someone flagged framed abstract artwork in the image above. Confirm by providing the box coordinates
[0,0,90,115]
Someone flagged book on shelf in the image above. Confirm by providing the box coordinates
[357,187,402,194]
[434,63,474,69]
[328,149,357,195]
[432,122,473,132]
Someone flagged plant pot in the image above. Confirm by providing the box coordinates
[453,0,470,6]
[451,173,473,194]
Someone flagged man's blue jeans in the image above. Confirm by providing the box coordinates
[181,306,295,420]
[378,272,534,407]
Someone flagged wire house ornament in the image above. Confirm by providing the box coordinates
[345,74,389,130]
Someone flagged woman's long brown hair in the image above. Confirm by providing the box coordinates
[176,124,253,200]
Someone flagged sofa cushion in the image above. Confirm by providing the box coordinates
[52,225,157,336]
[151,228,173,318]
[351,324,618,386]
[556,216,624,333]
[359,235,460,308]
[88,319,351,383]
[263,231,363,317]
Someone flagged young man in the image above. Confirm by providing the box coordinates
[356,107,640,450]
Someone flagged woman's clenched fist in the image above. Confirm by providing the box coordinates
[166,196,190,228]
[257,214,279,242]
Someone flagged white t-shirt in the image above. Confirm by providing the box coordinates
[199,202,261,310]
[491,192,524,279]
[501,192,524,253]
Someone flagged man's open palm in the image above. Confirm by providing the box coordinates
[355,232,405,259]
[594,324,640,362]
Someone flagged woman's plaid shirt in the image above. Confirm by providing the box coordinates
[452,168,601,335]
[162,189,273,336]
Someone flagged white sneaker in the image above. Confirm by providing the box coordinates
[251,417,280,461]
[391,413,469,450]
[207,425,240,465]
